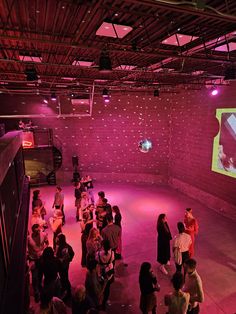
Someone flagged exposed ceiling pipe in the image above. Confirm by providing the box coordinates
[128,0,236,22]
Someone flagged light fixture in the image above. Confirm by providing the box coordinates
[154,89,160,97]
[25,68,38,81]
[51,92,57,101]
[99,51,112,72]
[211,87,218,96]
[102,88,109,97]
[224,67,236,81]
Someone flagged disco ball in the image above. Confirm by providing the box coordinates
[138,139,153,153]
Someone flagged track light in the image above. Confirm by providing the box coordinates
[51,92,57,101]
[154,89,159,97]
[99,51,112,72]
[224,67,236,81]
[102,88,109,97]
[25,68,38,81]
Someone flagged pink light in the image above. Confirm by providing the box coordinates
[211,88,218,96]
[104,98,110,103]
[43,99,48,104]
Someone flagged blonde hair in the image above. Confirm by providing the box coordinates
[88,227,99,241]
[74,285,86,302]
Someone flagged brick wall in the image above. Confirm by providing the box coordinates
[169,84,236,211]
[0,93,171,183]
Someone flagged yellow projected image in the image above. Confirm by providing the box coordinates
[212,108,236,178]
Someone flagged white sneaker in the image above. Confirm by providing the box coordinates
[160,265,168,275]
[166,261,170,266]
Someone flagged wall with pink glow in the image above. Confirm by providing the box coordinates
[0,93,171,183]
[169,85,236,210]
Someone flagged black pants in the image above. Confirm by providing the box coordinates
[142,307,156,314]
[60,266,71,295]
[102,278,112,307]
[187,304,200,314]
[175,251,190,272]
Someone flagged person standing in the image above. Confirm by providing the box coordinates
[101,215,121,258]
[112,205,122,259]
[173,222,192,273]
[80,211,93,267]
[38,247,62,298]
[157,214,172,275]
[28,224,49,302]
[32,189,46,219]
[86,228,102,265]
[183,259,204,314]
[56,233,75,299]
[49,209,63,250]
[52,186,65,224]
[139,262,160,314]
[165,272,190,314]
[184,208,199,258]
[96,240,115,310]
[74,181,85,221]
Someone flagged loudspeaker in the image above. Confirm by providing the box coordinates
[0,123,5,137]
[72,155,79,167]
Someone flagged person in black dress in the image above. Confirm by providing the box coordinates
[139,262,160,314]
[112,205,122,259]
[81,211,93,267]
[157,213,172,275]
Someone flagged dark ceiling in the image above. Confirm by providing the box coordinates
[1,0,236,95]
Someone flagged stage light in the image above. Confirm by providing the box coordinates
[154,89,159,97]
[211,87,218,96]
[51,92,57,101]
[102,88,109,97]
[138,139,153,153]
[25,68,38,81]
[99,52,112,72]
[224,67,236,81]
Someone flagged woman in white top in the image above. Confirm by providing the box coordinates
[173,222,192,272]
[165,272,190,314]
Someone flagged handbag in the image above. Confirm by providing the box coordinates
[174,247,182,265]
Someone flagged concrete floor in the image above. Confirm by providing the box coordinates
[31,182,236,314]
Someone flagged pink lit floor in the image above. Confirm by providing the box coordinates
[31,182,236,314]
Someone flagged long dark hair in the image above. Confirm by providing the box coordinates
[102,239,110,256]
[33,190,40,201]
[139,262,151,283]
[157,213,166,227]
[112,205,120,215]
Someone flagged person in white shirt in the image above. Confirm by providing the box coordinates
[49,209,63,249]
[183,259,204,314]
[165,272,190,314]
[173,222,192,272]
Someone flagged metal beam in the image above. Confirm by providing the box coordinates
[128,0,236,23]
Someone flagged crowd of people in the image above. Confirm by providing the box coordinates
[28,177,204,314]
[28,177,122,313]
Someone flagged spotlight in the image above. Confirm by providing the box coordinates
[154,89,159,97]
[224,67,236,81]
[99,51,112,72]
[51,92,57,101]
[102,88,109,97]
[211,87,218,96]
[25,68,38,81]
